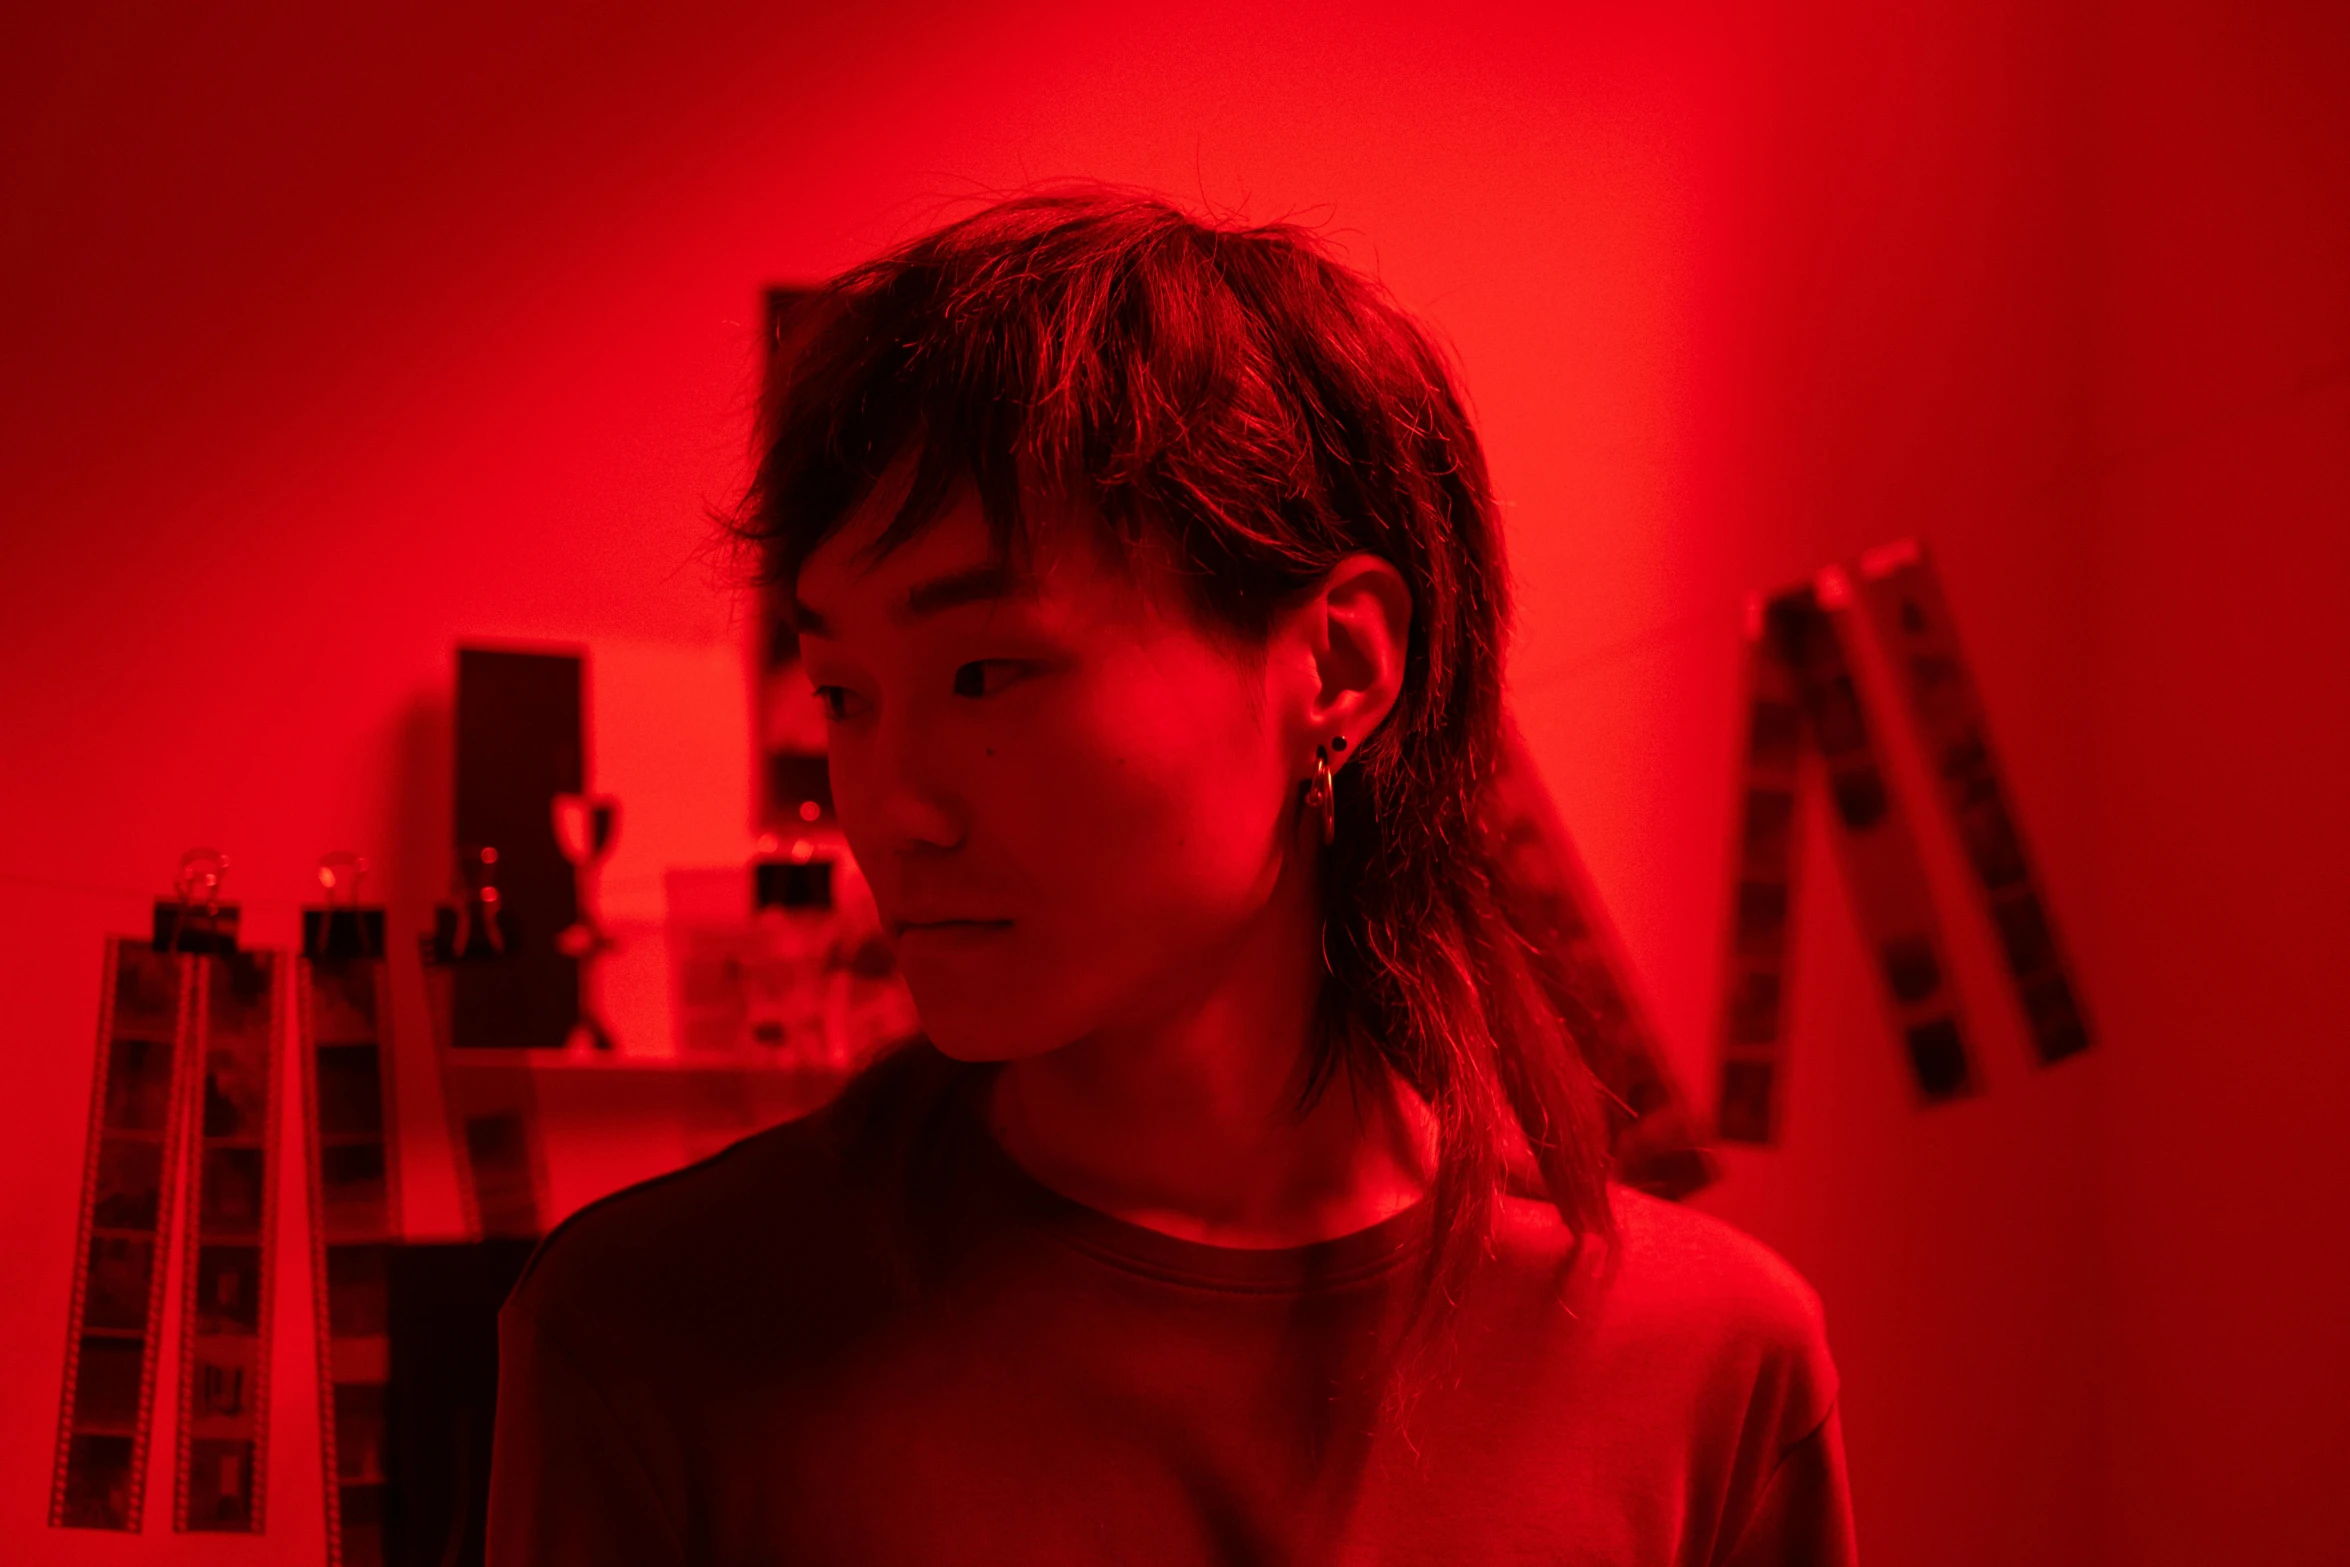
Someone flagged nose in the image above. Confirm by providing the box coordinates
[840,707,967,857]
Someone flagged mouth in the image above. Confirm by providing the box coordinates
[893,919,1014,939]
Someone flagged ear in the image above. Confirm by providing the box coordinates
[1295,553,1413,765]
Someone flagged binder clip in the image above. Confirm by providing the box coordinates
[153,847,239,954]
[430,844,510,963]
[303,851,385,960]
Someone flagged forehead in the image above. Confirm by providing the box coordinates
[792,485,1171,638]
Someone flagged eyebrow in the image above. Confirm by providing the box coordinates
[791,563,1035,638]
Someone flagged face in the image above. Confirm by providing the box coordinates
[793,489,1309,1061]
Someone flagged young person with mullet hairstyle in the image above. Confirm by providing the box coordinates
[489,189,1855,1566]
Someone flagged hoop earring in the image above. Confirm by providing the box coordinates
[1303,734,1346,847]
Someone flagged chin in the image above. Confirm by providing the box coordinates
[914,1016,1068,1065]
[899,987,1069,1063]
[890,926,1076,1063]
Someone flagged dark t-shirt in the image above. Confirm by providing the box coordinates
[488,1047,1854,1565]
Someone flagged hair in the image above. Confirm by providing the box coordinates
[731,186,1616,1340]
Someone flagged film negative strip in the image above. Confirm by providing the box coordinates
[1854,541,2093,1065]
[50,937,197,1530]
[1785,572,1977,1104]
[299,873,399,1567]
[1489,711,1716,1197]
[172,949,283,1533]
[1715,597,1810,1144]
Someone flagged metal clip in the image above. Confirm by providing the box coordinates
[304,851,384,960]
[154,847,237,953]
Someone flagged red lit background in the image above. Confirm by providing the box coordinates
[2,2,2343,1561]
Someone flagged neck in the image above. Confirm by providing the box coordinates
[986,884,1436,1249]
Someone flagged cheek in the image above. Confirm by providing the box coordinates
[826,654,1292,1057]
[1009,699,1289,958]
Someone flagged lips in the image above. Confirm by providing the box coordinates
[891,918,1013,938]
[893,919,1015,956]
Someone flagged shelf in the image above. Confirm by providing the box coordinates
[437,1048,855,1079]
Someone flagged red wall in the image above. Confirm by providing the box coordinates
[2,2,2341,1561]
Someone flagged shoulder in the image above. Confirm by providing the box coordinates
[501,1103,841,1345]
[1479,1186,1841,1480]
[1487,1184,1836,1416]
[1601,1187,1829,1357]
[502,1043,970,1349]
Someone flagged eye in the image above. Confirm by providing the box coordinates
[952,661,1024,699]
[810,685,862,722]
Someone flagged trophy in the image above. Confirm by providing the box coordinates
[551,794,620,1053]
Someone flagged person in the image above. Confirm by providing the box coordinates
[487,188,1854,1565]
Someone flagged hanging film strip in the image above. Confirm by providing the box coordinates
[1715,598,1809,1145]
[1854,541,2093,1065]
[1488,711,1715,1197]
[1786,573,1974,1105]
[172,946,282,1533]
[299,856,400,1567]
[1716,546,2093,1142]
[50,935,197,1531]
[1716,577,1979,1143]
